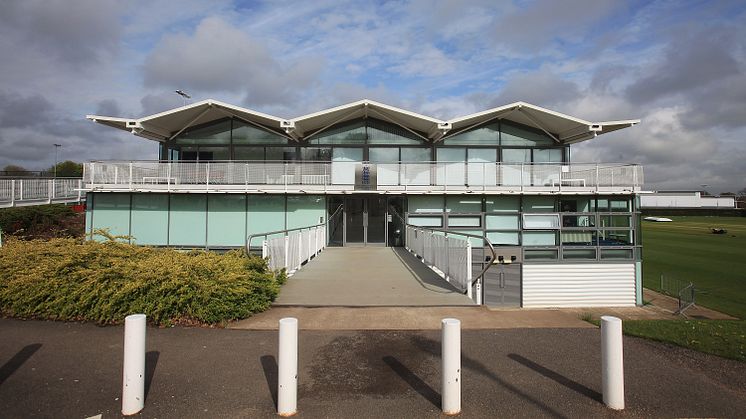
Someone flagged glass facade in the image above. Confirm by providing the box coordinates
[161,116,568,167]
[404,194,639,262]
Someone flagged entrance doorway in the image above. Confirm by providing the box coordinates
[328,196,405,247]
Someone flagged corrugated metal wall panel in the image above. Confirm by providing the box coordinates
[522,263,636,308]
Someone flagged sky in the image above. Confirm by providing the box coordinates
[0,0,744,193]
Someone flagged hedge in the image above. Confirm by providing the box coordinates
[0,236,286,326]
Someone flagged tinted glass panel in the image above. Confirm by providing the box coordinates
[408,216,442,227]
[485,215,519,229]
[599,230,633,245]
[485,196,520,213]
[446,196,482,213]
[266,147,297,160]
[301,147,332,161]
[232,120,287,144]
[369,147,399,163]
[561,231,597,246]
[600,249,634,260]
[523,231,556,246]
[524,249,559,260]
[563,248,597,259]
[234,147,264,160]
[502,148,531,162]
[562,215,595,227]
[448,216,481,227]
[600,215,631,227]
[367,119,422,144]
[175,119,231,145]
[486,231,519,245]
[310,120,366,144]
[400,147,431,162]
[501,121,554,146]
[534,148,563,163]
[443,121,499,145]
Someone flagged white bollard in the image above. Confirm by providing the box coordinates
[278,317,298,416]
[601,315,624,410]
[122,314,146,416]
[441,318,461,415]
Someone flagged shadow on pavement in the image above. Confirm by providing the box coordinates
[409,335,566,418]
[391,248,463,293]
[508,353,602,402]
[0,343,42,387]
[382,356,440,408]
[260,355,278,408]
[145,351,160,401]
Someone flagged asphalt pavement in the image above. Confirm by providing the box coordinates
[1,318,745,418]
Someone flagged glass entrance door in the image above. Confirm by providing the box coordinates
[344,197,388,246]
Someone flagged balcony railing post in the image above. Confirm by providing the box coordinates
[77,179,82,202]
[19,179,23,201]
[114,165,119,185]
[520,163,524,192]
[128,162,133,191]
[167,161,172,192]
[482,162,486,191]
[595,164,600,192]
[245,163,249,192]
[10,180,15,206]
[205,161,210,192]
[49,179,54,203]
[466,240,473,301]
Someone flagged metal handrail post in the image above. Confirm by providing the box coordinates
[10,180,15,206]
[129,162,133,191]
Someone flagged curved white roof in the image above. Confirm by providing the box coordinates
[87,98,639,144]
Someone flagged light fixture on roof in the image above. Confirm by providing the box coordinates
[175,90,191,106]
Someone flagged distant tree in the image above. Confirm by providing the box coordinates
[45,161,83,177]
[2,164,33,176]
[721,192,737,196]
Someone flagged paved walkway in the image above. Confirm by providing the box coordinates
[2,319,745,418]
[230,306,594,330]
[274,247,474,306]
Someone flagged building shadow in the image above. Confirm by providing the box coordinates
[0,343,42,387]
[391,247,464,293]
[144,351,160,401]
[507,354,602,402]
[382,356,440,408]
[409,335,568,418]
[260,355,278,408]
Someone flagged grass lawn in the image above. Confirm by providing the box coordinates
[622,320,746,362]
[642,216,746,319]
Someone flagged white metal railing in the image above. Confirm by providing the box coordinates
[0,178,83,207]
[83,161,643,192]
[405,226,476,302]
[260,225,326,274]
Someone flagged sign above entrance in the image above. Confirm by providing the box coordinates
[355,163,377,190]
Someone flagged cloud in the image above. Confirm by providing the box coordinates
[625,28,742,104]
[489,69,582,108]
[0,0,121,68]
[0,91,54,129]
[491,0,623,52]
[143,17,323,107]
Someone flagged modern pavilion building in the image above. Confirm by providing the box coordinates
[85,99,643,308]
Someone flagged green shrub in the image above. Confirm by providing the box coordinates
[0,204,77,235]
[0,237,286,326]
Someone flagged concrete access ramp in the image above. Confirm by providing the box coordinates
[273,247,474,307]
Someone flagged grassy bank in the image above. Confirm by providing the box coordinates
[622,320,746,362]
[0,237,285,326]
[642,216,746,319]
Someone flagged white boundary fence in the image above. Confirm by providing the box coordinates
[262,225,326,275]
[406,226,474,301]
[0,178,83,207]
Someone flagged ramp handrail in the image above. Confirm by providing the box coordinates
[247,205,342,274]
[394,211,497,304]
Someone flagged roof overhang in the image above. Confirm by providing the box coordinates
[86,99,288,142]
[87,98,639,145]
[287,99,448,141]
[445,102,639,145]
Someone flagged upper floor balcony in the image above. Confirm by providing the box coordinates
[82,161,643,194]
